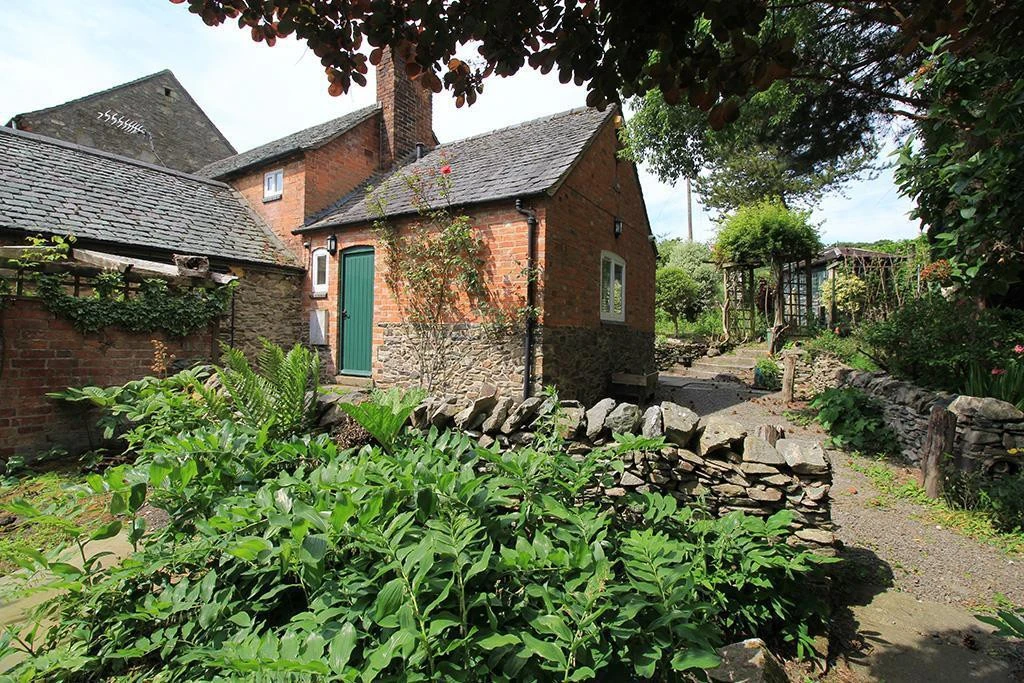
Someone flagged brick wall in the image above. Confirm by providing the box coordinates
[231,155,307,258]
[304,116,381,218]
[300,203,536,380]
[0,299,217,459]
[376,48,435,166]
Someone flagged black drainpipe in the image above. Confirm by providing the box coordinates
[515,198,537,400]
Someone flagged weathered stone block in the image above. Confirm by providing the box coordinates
[708,638,789,683]
[661,401,699,446]
[585,398,617,441]
[777,439,829,475]
[741,435,786,466]
[500,396,544,434]
[481,397,514,434]
[605,402,642,434]
[641,405,663,439]
[699,419,747,457]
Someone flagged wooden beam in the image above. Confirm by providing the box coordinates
[921,404,957,499]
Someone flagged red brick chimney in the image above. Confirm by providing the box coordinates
[376,48,435,168]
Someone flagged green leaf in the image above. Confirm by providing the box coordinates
[671,648,721,671]
[373,577,406,623]
[228,612,253,629]
[226,537,272,562]
[329,623,358,673]
[476,632,521,650]
[520,632,567,667]
[90,520,123,541]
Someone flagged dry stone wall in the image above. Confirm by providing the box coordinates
[841,370,1024,476]
[339,390,837,551]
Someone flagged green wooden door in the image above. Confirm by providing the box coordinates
[339,247,375,376]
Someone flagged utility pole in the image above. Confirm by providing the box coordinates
[686,177,693,241]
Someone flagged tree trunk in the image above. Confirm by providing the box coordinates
[921,404,958,499]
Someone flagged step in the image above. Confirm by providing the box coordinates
[329,375,374,390]
[691,357,756,371]
[663,367,746,381]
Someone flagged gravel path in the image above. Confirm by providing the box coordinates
[829,454,1023,609]
[658,376,1024,609]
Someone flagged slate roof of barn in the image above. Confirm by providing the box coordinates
[0,126,299,268]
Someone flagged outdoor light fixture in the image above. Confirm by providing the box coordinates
[326,234,338,255]
[613,217,624,238]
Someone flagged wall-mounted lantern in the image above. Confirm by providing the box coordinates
[613,217,624,239]
[326,234,338,255]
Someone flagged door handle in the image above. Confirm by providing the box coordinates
[341,310,350,320]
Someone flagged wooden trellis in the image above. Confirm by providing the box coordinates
[780,258,814,329]
[721,262,757,341]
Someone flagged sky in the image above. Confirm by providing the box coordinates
[3,0,922,246]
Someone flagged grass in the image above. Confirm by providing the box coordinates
[0,468,112,575]
[847,454,1024,556]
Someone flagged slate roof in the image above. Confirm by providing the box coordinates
[300,106,615,232]
[200,104,381,179]
[0,126,299,268]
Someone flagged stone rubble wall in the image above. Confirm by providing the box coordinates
[372,323,657,406]
[841,370,1024,474]
[654,338,709,371]
[320,390,837,550]
[791,350,850,400]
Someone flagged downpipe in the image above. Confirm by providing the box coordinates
[515,199,537,400]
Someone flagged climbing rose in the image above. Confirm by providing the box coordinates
[992,368,1007,376]
[440,164,452,175]
[1014,344,1024,354]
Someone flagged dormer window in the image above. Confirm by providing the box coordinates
[263,168,284,202]
[311,247,329,297]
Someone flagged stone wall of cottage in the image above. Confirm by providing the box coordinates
[0,298,217,459]
[542,325,656,406]
[840,369,1024,475]
[226,265,306,357]
[374,322,538,399]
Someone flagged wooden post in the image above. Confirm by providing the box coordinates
[747,266,756,340]
[804,257,813,328]
[921,404,957,499]
[781,353,797,402]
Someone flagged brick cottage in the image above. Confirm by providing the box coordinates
[200,50,656,402]
[1,52,656,457]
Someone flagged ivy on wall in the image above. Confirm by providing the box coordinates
[33,274,234,337]
[1,235,234,337]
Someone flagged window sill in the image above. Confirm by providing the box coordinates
[263,194,282,204]
[600,317,627,326]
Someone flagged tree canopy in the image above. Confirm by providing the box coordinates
[895,5,1024,300]
[622,4,912,213]
[655,267,701,336]
[713,202,820,267]
[172,0,966,114]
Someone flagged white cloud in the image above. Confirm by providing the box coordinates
[2,0,920,246]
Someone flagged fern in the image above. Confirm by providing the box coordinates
[213,340,320,439]
[340,388,424,453]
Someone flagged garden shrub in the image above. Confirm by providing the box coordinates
[754,357,782,390]
[808,387,896,454]
[803,330,877,372]
[4,378,834,681]
[859,294,1024,392]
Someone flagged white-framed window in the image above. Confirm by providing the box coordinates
[263,168,284,201]
[311,247,329,297]
[600,251,626,322]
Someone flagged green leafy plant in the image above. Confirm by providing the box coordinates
[962,357,1024,411]
[803,329,877,372]
[860,294,1024,391]
[216,340,321,440]
[809,388,896,454]
[1,384,835,681]
[820,273,867,324]
[655,266,701,336]
[977,609,1024,640]
[754,357,782,390]
[339,387,425,453]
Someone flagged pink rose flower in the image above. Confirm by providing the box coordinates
[992,368,1007,376]
[1014,344,1024,354]
[440,165,452,175]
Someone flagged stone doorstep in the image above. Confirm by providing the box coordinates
[330,375,374,390]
